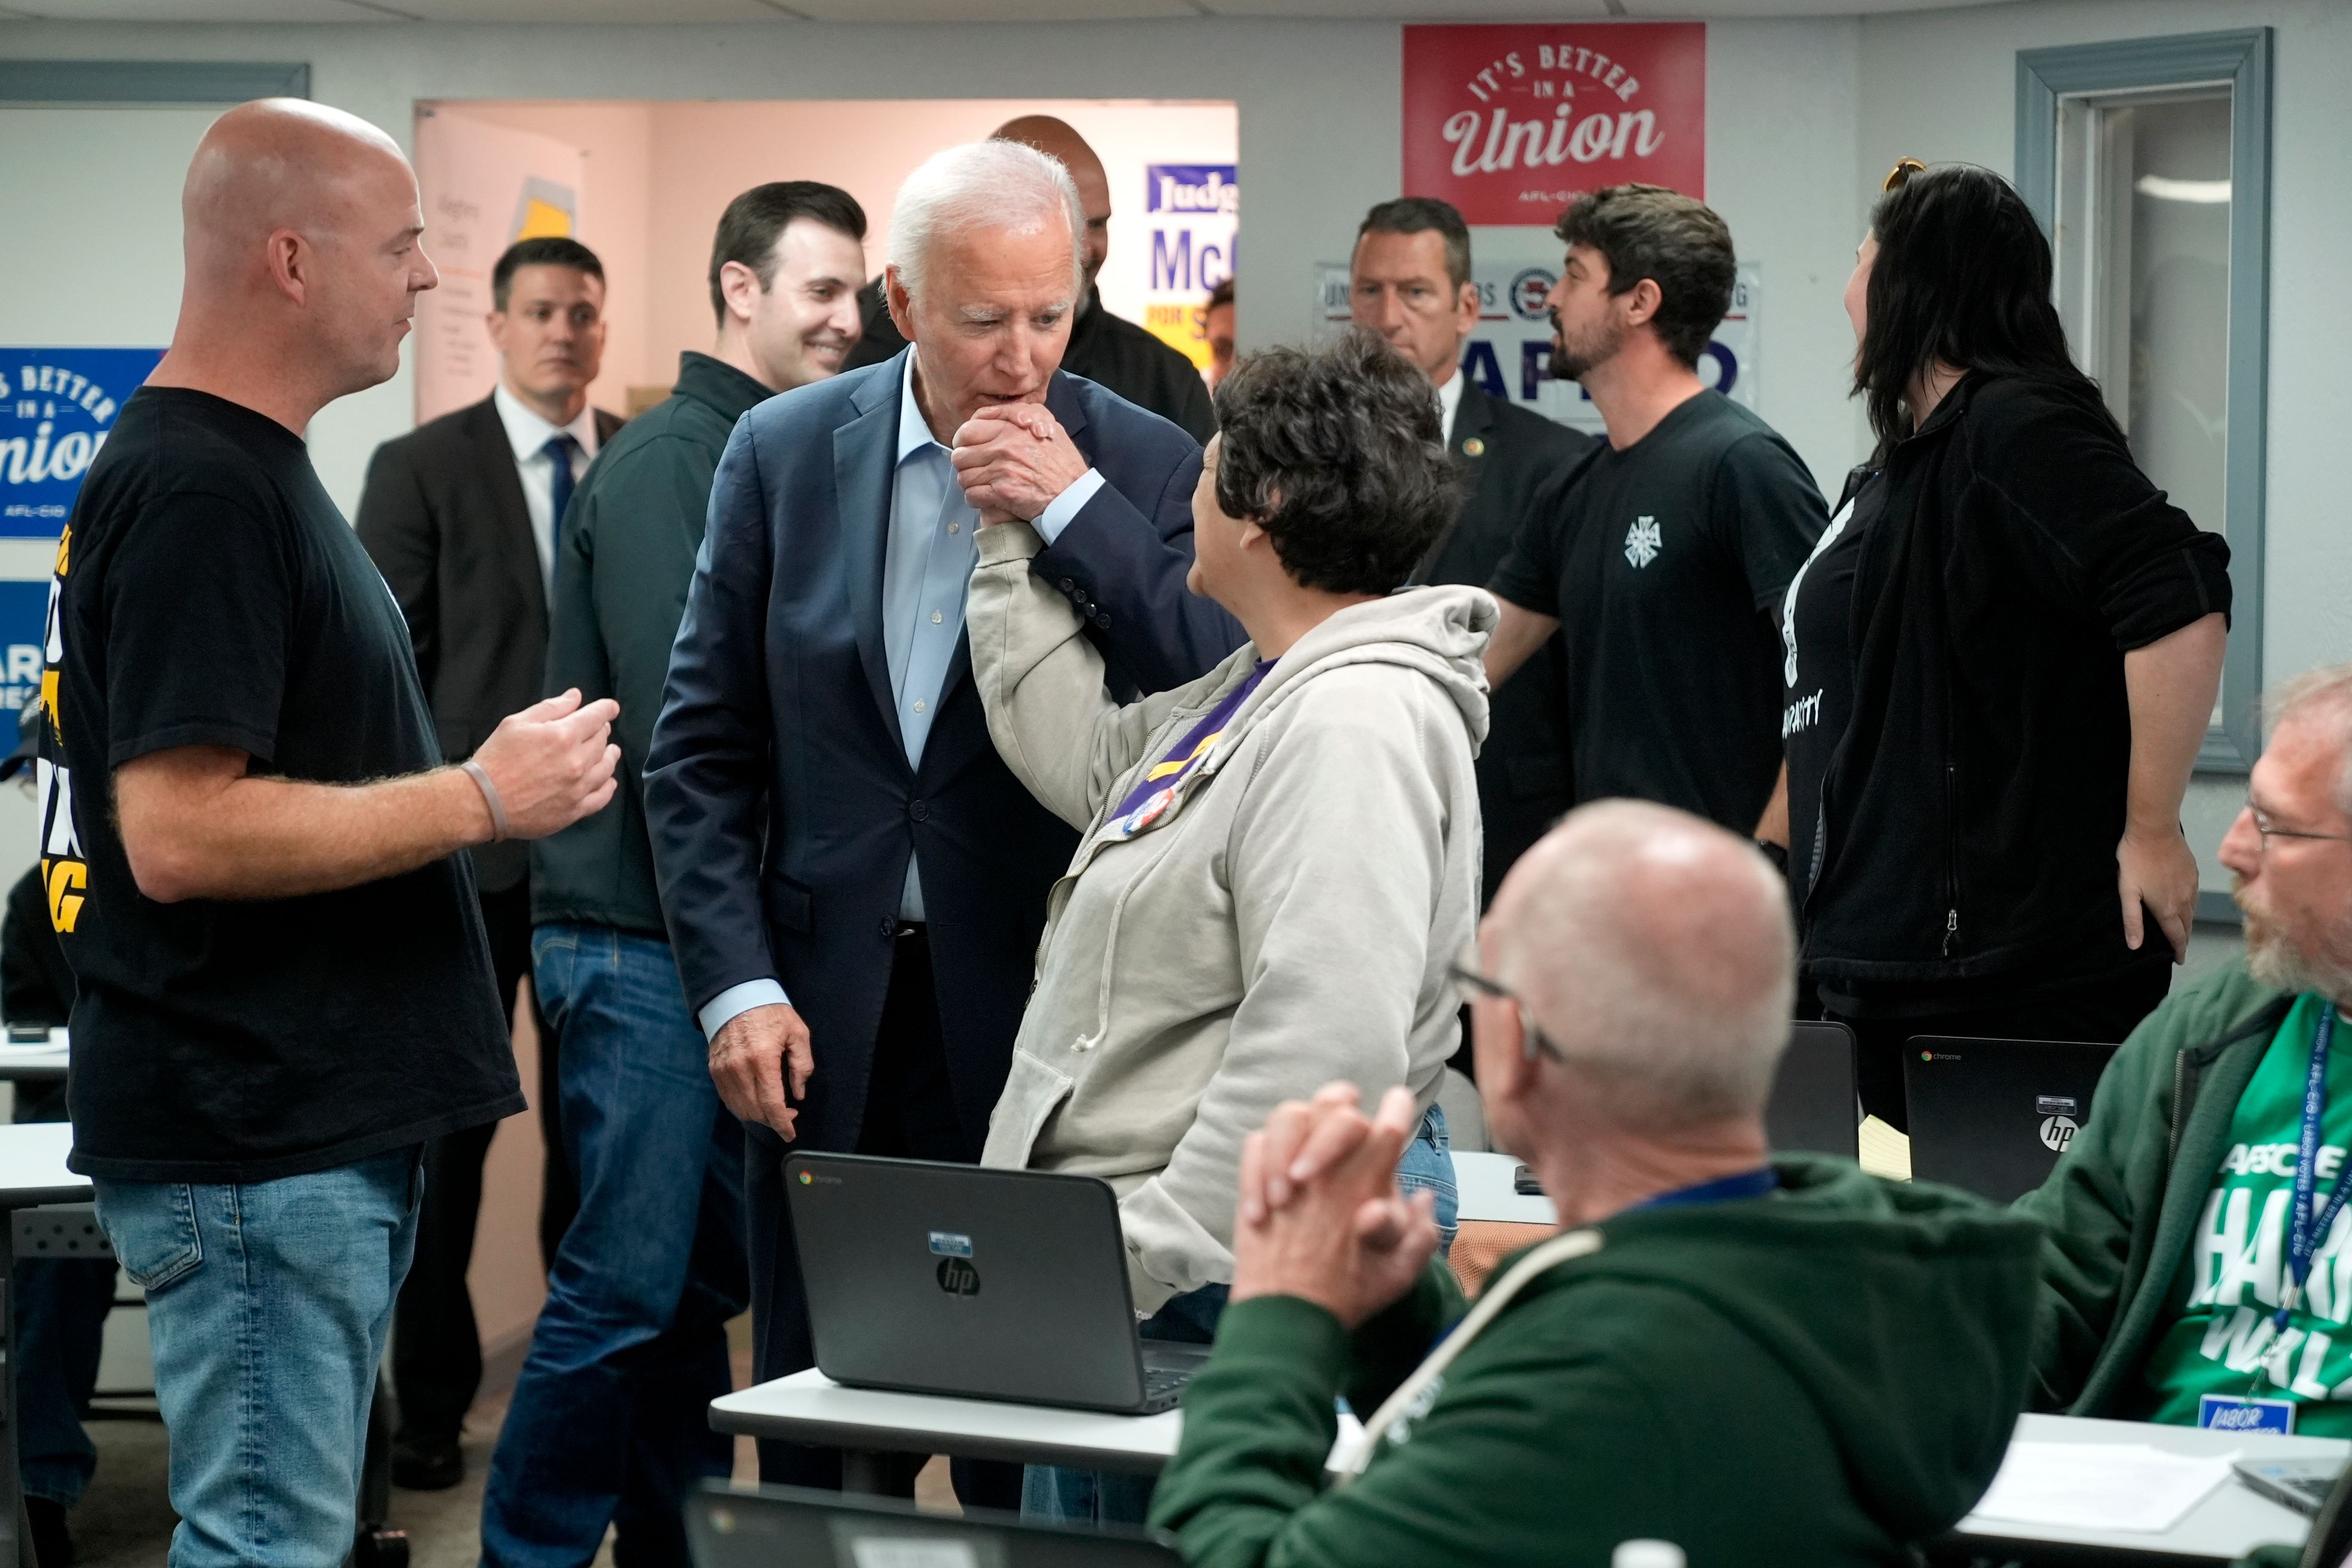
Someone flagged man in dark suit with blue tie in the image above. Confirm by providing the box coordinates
[643,141,1242,1502]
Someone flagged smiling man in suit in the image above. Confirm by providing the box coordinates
[1351,198,1594,913]
[356,234,616,1490]
[644,140,1242,1506]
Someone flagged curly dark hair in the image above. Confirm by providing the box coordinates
[1209,331,1459,595]
[1553,184,1734,368]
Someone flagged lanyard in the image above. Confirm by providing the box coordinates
[2278,1004,2351,1331]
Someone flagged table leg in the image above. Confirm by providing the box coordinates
[840,1448,886,1495]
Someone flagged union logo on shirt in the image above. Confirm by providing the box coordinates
[1624,515,1662,568]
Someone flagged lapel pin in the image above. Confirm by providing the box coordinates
[1462,437,1485,458]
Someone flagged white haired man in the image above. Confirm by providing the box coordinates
[643,140,1243,1505]
[2023,666,2352,1441]
[1148,801,2043,1564]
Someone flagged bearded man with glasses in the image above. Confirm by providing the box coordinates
[2021,665,2352,1437]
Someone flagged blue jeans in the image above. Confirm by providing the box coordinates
[93,1147,423,1568]
[1024,1106,1457,1526]
[481,925,750,1568]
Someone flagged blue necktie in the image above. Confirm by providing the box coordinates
[541,432,579,591]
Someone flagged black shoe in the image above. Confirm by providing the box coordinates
[26,1496,71,1568]
[390,1431,464,1491]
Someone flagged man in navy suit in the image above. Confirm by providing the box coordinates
[643,141,1241,1500]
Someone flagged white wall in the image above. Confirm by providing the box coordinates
[1856,0,2351,893]
[0,17,1869,513]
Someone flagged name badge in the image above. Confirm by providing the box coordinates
[2199,1393,2297,1433]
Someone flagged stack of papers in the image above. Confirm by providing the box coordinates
[1857,1115,1910,1181]
[1969,1441,2239,1533]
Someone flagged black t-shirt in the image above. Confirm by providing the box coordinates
[1490,390,1828,832]
[40,388,521,1183]
[1781,470,1883,903]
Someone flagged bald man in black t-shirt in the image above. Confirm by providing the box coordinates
[43,99,617,1566]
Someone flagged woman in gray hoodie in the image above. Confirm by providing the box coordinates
[965,333,1493,1520]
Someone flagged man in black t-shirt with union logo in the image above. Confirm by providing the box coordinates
[1486,185,1828,843]
[37,99,619,1566]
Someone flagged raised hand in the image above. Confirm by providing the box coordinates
[950,402,1091,526]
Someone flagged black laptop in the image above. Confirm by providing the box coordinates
[1904,1036,2120,1203]
[1768,1020,1861,1159]
[785,1152,1210,1415]
[688,1482,1182,1568]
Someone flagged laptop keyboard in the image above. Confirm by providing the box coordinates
[1142,1365,1194,1406]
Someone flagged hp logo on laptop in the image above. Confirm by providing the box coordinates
[936,1257,981,1297]
[2039,1115,2079,1153]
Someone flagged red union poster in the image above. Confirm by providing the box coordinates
[1402,23,1706,227]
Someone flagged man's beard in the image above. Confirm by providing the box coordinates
[2241,883,2352,999]
[1548,314,1626,383]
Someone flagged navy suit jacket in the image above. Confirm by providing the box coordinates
[643,353,1242,1150]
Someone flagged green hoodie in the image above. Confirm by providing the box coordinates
[2014,953,2295,1416]
[1148,1155,2041,1567]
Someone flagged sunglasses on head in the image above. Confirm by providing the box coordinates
[1882,157,1928,192]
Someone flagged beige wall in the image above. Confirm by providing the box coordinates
[432,97,1235,418]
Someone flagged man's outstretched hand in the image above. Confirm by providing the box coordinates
[1230,1082,1439,1330]
[471,688,621,840]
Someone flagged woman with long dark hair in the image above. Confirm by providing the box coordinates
[1779,160,2231,1125]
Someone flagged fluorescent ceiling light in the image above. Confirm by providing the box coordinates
[2136,175,2231,204]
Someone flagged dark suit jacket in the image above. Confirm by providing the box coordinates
[1416,383,1598,905]
[848,281,1216,443]
[643,352,1242,1150]
[356,394,624,891]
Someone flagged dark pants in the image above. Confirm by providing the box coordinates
[13,1080,112,1509]
[392,880,579,1444]
[747,928,1020,1511]
[1833,949,2174,1131]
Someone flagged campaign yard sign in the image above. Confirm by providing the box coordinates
[1140,162,1237,371]
[1402,23,1706,227]
[1313,239,1758,440]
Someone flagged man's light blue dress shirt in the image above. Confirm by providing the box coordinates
[698,353,1106,1039]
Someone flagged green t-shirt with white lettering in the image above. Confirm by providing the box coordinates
[2139,994,2352,1435]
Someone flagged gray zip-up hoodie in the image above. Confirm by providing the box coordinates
[967,521,1493,1310]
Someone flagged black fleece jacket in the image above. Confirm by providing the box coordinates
[1800,371,2230,985]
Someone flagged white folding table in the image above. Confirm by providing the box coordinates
[1944,1410,2335,1563]
[714,1377,2340,1561]
[0,1032,68,1087]
[1449,1148,1556,1225]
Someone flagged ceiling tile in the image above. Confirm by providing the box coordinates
[1,0,398,17]
[1618,0,2024,12]
[1201,0,1612,15]
[782,0,1197,18]
[388,0,793,17]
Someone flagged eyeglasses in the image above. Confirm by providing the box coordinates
[1447,946,1567,1063]
[2245,797,2352,853]
[1882,157,1928,193]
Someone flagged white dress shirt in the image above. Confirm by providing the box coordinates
[492,381,600,590]
[1435,366,1466,448]
[695,359,1101,1041]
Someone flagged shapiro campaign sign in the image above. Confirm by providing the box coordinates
[1402,23,1706,227]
